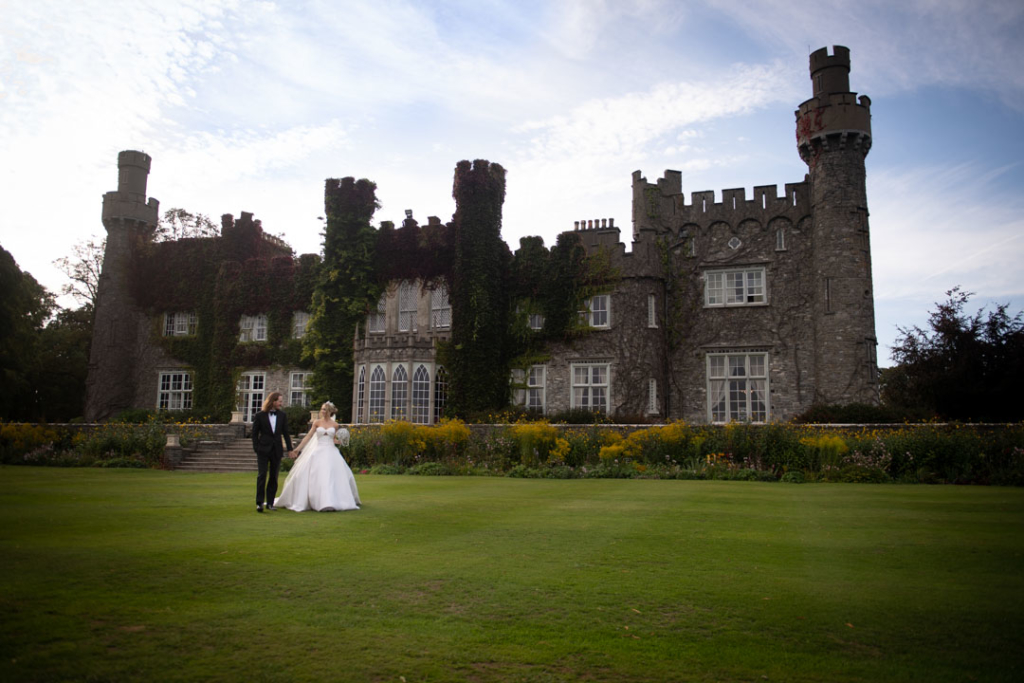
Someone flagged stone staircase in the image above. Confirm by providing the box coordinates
[176,437,258,472]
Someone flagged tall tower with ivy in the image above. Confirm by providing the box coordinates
[84,151,160,421]
[797,46,879,404]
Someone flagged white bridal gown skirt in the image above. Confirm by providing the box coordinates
[275,432,360,512]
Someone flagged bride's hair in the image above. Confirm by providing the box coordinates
[321,401,337,417]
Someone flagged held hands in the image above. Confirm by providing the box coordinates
[288,450,297,459]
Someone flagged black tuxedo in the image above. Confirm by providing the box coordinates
[252,409,294,506]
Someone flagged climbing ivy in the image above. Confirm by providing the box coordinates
[446,160,511,415]
[303,177,382,417]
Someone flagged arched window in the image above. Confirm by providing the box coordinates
[391,365,409,420]
[434,366,448,423]
[412,365,430,424]
[368,366,385,423]
[355,366,366,424]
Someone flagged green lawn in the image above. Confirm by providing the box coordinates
[1,468,1022,682]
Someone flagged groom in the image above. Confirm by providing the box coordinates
[252,391,294,512]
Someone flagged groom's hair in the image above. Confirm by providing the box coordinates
[261,392,283,412]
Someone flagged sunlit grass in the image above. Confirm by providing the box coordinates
[2,467,1022,682]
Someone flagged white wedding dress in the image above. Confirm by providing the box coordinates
[275,427,360,512]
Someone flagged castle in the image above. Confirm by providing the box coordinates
[85,46,877,424]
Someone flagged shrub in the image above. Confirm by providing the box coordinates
[0,423,60,464]
[407,461,450,476]
[369,463,405,475]
[781,471,805,484]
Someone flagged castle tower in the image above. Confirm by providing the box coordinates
[797,46,878,404]
[84,151,160,420]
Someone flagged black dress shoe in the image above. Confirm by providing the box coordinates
[266,503,277,511]
[257,503,264,513]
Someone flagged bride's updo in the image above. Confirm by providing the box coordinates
[320,401,337,417]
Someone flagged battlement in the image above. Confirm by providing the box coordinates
[809,45,851,97]
[809,45,850,75]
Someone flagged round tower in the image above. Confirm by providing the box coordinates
[797,46,878,405]
[85,151,161,421]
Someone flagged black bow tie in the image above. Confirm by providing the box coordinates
[269,411,277,415]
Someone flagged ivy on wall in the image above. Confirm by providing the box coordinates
[303,177,382,417]
[446,159,511,415]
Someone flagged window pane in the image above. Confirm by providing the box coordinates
[729,356,746,377]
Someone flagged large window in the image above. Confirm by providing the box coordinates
[355,366,365,424]
[368,294,386,334]
[707,352,768,423]
[158,371,193,410]
[163,312,197,337]
[239,314,268,342]
[580,295,610,328]
[236,372,265,423]
[412,365,430,424]
[368,366,385,423]
[571,363,609,413]
[431,284,451,330]
[434,366,448,423]
[513,365,546,413]
[290,372,312,408]
[398,281,417,332]
[705,268,766,307]
[292,311,310,339]
[391,365,409,420]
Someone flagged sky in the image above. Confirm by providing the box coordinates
[2,0,1023,366]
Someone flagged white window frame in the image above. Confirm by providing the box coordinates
[368,293,386,334]
[580,294,610,328]
[431,283,451,330]
[391,364,409,420]
[368,365,386,423]
[239,314,268,342]
[398,281,417,332]
[570,362,610,413]
[706,351,769,423]
[411,364,431,424]
[236,371,266,423]
[289,371,312,408]
[163,312,197,337]
[434,365,448,423]
[292,311,311,339]
[157,371,193,410]
[355,366,365,424]
[528,313,544,331]
[704,268,766,307]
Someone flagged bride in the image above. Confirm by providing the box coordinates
[275,401,360,512]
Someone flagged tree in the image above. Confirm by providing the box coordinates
[0,244,57,420]
[52,237,104,311]
[155,208,219,242]
[885,287,1024,421]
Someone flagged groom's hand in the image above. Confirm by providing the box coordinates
[288,450,297,459]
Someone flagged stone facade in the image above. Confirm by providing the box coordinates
[350,45,877,424]
[86,46,878,425]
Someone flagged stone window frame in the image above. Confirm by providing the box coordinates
[236,371,265,423]
[647,295,657,328]
[512,365,546,414]
[411,364,431,424]
[580,294,611,328]
[570,361,610,413]
[391,364,409,420]
[398,281,417,332]
[368,293,387,334]
[291,311,311,339]
[368,365,386,423]
[355,366,366,424]
[163,312,197,337]
[647,378,658,415]
[434,366,448,423]
[704,267,767,308]
[705,350,769,424]
[430,283,451,330]
[239,314,268,342]
[157,371,193,411]
[289,371,312,408]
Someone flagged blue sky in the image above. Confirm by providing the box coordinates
[2,0,1023,366]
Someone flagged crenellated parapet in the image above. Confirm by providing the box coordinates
[795,45,871,163]
[631,169,810,237]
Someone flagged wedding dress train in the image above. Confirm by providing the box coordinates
[275,427,360,512]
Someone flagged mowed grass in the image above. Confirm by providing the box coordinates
[1,468,1022,683]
